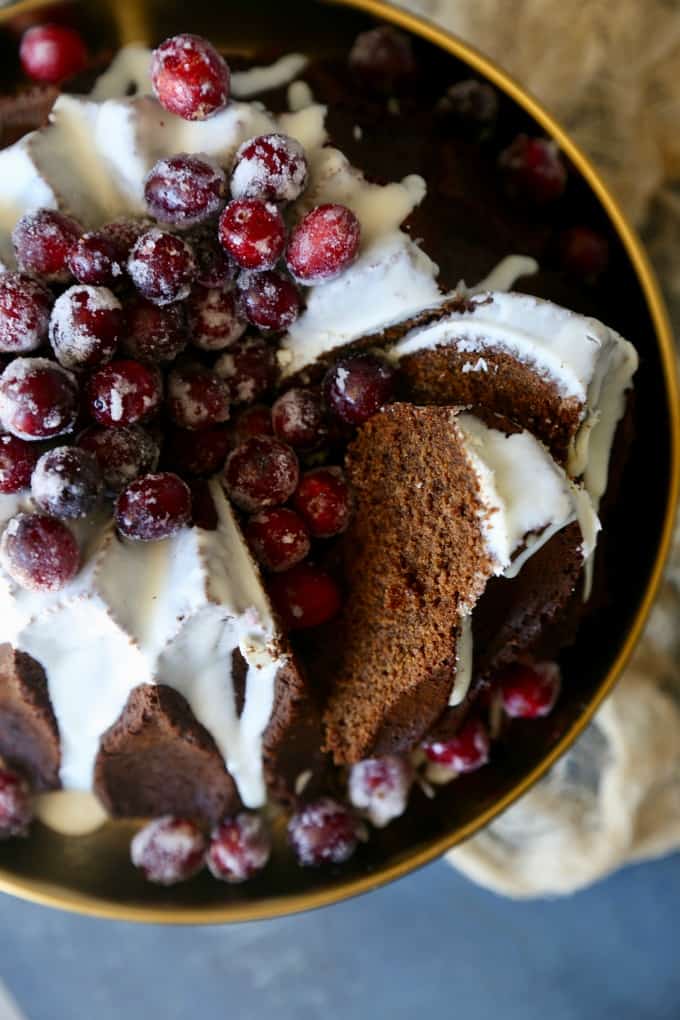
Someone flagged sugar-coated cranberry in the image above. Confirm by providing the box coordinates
[0,358,78,440]
[67,231,126,287]
[323,353,396,426]
[12,208,82,283]
[100,217,152,262]
[128,228,196,306]
[187,285,246,351]
[288,798,365,866]
[214,336,276,405]
[123,297,187,364]
[434,79,499,140]
[499,134,567,205]
[293,467,352,538]
[19,24,87,84]
[0,434,39,493]
[348,756,413,828]
[206,813,271,883]
[31,445,102,519]
[116,472,192,541]
[229,404,273,447]
[267,562,342,630]
[218,199,286,272]
[130,815,206,885]
[0,273,53,354]
[499,661,561,719]
[559,226,610,281]
[287,204,361,284]
[49,285,123,370]
[189,223,237,288]
[165,425,230,477]
[245,507,310,573]
[0,767,32,839]
[231,133,308,204]
[144,154,226,228]
[423,717,490,773]
[348,26,416,93]
[0,512,79,591]
[238,270,301,332]
[271,387,326,451]
[77,424,159,494]
[167,364,230,430]
[224,435,298,512]
[151,33,230,121]
[86,359,162,427]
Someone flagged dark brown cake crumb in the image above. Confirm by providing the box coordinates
[0,644,60,791]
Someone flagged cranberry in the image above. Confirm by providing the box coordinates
[323,353,395,426]
[0,767,32,839]
[559,226,610,281]
[288,798,364,866]
[12,208,82,283]
[348,26,416,93]
[127,228,196,306]
[123,297,187,364]
[206,813,271,883]
[223,435,299,512]
[31,446,102,519]
[423,717,490,773]
[187,285,246,351]
[0,434,39,493]
[0,273,53,354]
[100,217,152,262]
[238,270,301,332]
[189,223,237,288]
[86,359,162,427]
[0,512,80,591]
[49,285,123,370]
[231,133,308,204]
[77,424,159,494]
[165,425,230,477]
[267,562,342,630]
[499,661,561,719]
[214,336,276,405]
[151,33,230,121]
[218,199,286,272]
[434,79,499,140]
[293,467,352,538]
[229,404,273,446]
[245,507,310,573]
[271,388,326,450]
[287,204,361,284]
[19,24,87,84]
[499,134,567,205]
[67,231,126,287]
[167,364,230,430]
[130,815,206,885]
[116,472,192,541]
[144,154,226,228]
[348,756,413,828]
[0,358,78,440]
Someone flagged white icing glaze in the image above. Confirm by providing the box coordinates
[34,790,108,835]
[231,54,309,97]
[449,615,473,707]
[469,254,538,293]
[288,81,315,112]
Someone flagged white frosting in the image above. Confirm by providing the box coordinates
[449,615,474,707]
[34,790,108,835]
[231,54,309,98]
[470,254,538,294]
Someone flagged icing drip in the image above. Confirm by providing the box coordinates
[34,790,108,835]
[450,615,474,707]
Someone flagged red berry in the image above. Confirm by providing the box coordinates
[434,79,499,140]
[559,226,609,280]
[229,404,273,446]
[272,388,326,450]
[144,154,226,228]
[231,133,308,204]
[130,815,206,885]
[348,756,413,827]
[206,813,271,883]
[267,562,342,630]
[0,357,78,440]
[423,717,490,773]
[0,512,80,591]
[323,353,395,426]
[151,33,230,121]
[123,297,187,364]
[288,798,364,866]
[223,435,299,512]
[77,424,159,494]
[348,26,416,93]
[499,134,567,205]
[214,336,276,405]
[86,359,162,427]
[31,445,101,519]
[0,273,53,354]
[189,223,237,288]
[499,661,561,719]
[0,768,32,839]
[187,285,246,351]
[12,208,82,283]
[49,285,122,370]
[165,425,230,477]
[100,217,152,262]
[0,434,39,493]
[116,472,192,541]
[167,364,230,430]
[218,199,286,272]
[287,204,361,284]
[19,24,87,84]
[67,231,126,286]
[238,270,301,332]
[245,507,310,572]
[293,467,352,538]
[128,228,195,306]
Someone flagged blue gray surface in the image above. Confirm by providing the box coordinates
[2,854,680,1019]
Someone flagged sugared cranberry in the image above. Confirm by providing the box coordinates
[288,798,364,866]
[123,297,187,364]
[0,767,32,839]
[238,270,301,332]
[167,364,230,430]
[229,404,273,446]
[12,208,82,283]
[245,507,310,573]
[348,756,413,828]
[559,226,610,281]
[287,204,361,285]
[0,434,39,493]
[348,26,416,93]
[144,154,226,228]
[0,358,78,440]
[434,79,499,140]
[323,353,395,426]
[86,359,162,427]
[0,512,80,591]
[423,717,490,773]
[49,285,123,370]
[206,813,271,883]
[231,133,308,204]
[0,273,53,354]
[224,435,298,512]
[165,425,230,477]
[187,285,246,351]
[218,199,286,272]
[293,467,352,538]
[499,134,567,205]
[267,562,342,630]
[67,231,126,287]
[189,223,237,288]
[127,228,196,306]
[31,446,102,519]
[271,387,326,450]
[19,24,87,84]
[214,336,276,405]
[499,661,561,719]
[130,815,206,885]
[100,217,152,262]
[116,472,191,541]
[151,33,230,121]
[77,424,159,494]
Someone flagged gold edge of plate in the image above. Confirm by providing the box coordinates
[0,0,678,924]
